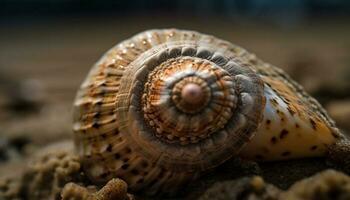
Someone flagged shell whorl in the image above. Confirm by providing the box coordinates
[142,57,237,143]
[115,40,265,171]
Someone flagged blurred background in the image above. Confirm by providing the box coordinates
[0,0,350,163]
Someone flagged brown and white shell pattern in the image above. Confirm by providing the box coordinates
[73,29,341,195]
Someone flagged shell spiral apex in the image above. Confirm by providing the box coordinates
[73,29,342,195]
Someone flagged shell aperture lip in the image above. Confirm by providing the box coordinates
[240,77,339,161]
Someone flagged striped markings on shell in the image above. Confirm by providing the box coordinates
[72,29,342,195]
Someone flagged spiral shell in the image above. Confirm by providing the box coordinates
[73,29,341,195]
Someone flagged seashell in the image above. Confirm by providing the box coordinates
[73,29,343,195]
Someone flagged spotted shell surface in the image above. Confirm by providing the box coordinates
[73,29,341,195]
